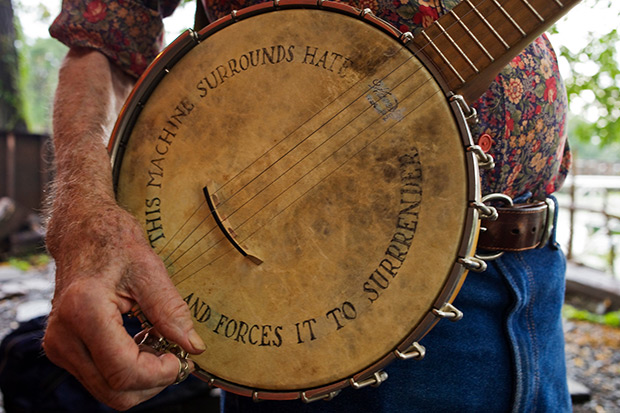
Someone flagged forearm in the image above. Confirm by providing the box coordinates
[47,48,135,260]
[44,48,204,411]
[51,47,133,205]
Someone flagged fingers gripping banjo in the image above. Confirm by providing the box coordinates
[109,0,579,402]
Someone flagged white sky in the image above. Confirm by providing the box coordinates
[15,0,195,44]
[15,0,620,81]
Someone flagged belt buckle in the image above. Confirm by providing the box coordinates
[538,197,555,248]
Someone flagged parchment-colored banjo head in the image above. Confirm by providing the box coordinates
[111,1,481,401]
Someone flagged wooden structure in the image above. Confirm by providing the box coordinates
[0,130,52,253]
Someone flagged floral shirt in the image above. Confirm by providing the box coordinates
[50,0,570,200]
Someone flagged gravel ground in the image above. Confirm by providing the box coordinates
[0,262,618,412]
[565,320,620,412]
[0,263,54,340]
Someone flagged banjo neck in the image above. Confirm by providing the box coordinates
[414,0,581,102]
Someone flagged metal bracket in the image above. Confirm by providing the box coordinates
[475,249,504,261]
[481,193,513,207]
[188,29,200,44]
[458,256,487,272]
[395,342,426,360]
[471,200,498,220]
[359,8,373,17]
[474,193,514,261]
[467,145,495,169]
[400,31,414,43]
[432,303,463,321]
[301,390,341,403]
[350,371,388,389]
[472,193,512,221]
[449,94,478,125]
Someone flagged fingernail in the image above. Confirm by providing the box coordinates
[188,330,206,352]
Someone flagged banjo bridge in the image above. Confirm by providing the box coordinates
[203,183,263,265]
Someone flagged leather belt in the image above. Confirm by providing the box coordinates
[477,199,555,252]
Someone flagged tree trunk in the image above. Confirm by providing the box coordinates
[0,0,27,133]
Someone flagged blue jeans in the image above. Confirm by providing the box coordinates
[222,216,570,412]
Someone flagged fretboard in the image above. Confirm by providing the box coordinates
[414,0,581,101]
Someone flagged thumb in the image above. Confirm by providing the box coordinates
[129,252,206,355]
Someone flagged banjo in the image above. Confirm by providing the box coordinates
[109,0,579,402]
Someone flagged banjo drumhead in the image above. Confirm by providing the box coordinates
[112,3,479,398]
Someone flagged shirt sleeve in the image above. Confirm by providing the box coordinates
[49,0,175,78]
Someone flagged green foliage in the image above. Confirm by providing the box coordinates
[0,0,28,132]
[7,253,50,271]
[13,0,67,133]
[556,0,620,148]
[563,304,620,328]
[569,120,620,163]
[7,257,31,271]
[17,37,67,133]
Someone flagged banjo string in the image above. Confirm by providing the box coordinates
[166,56,431,275]
[156,46,416,261]
[204,0,498,206]
[190,0,497,207]
[159,0,502,274]
[160,47,418,266]
[167,80,428,277]
[165,1,502,276]
[170,84,444,285]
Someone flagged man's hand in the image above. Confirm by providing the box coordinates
[44,202,205,410]
[43,48,205,410]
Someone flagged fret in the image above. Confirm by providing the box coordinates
[449,9,495,63]
[465,0,509,49]
[416,0,582,101]
[490,0,526,37]
[435,21,479,74]
[421,31,465,83]
[519,0,545,22]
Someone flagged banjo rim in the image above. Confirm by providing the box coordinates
[109,0,483,401]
